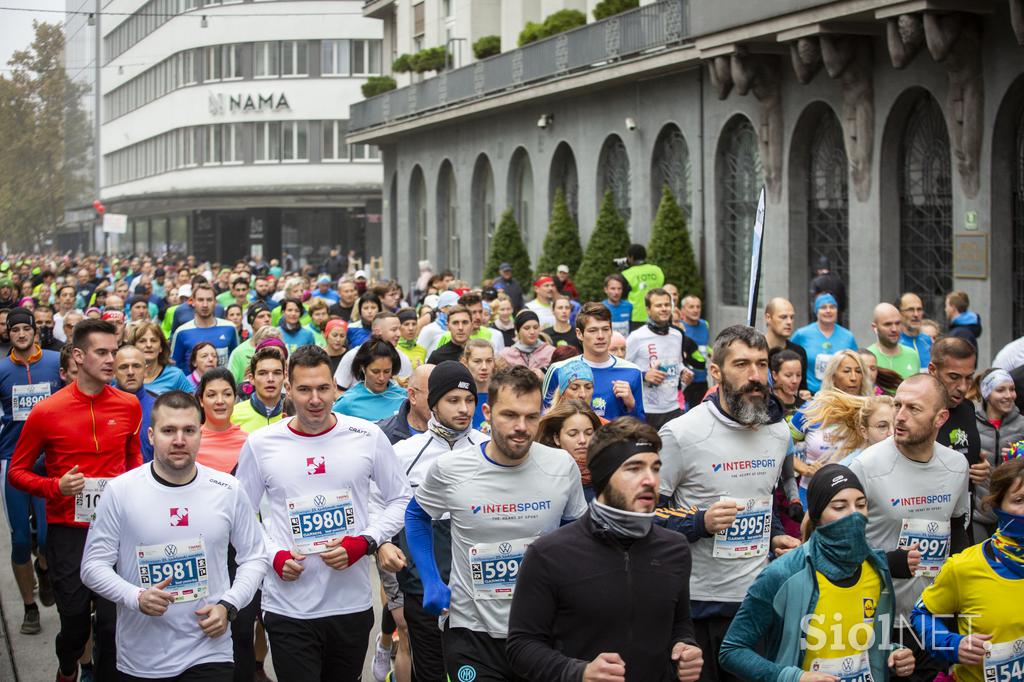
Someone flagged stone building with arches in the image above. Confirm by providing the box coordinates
[352,0,1024,363]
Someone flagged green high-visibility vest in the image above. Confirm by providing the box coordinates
[622,263,664,322]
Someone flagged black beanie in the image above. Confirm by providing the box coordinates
[397,308,418,324]
[428,361,476,408]
[587,438,659,497]
[6,307,34,331]
[247,302,270,327]
[807,464,865,523]
[514,309,539,332]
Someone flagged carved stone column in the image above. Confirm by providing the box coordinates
[731,49,784,202]
[820,35,875,201]
[886,13,926,68]
[925,12,983,198]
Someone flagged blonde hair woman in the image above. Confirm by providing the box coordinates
[792,350,876,505]
[800,390,896,464]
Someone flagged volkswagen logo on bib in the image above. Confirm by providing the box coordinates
[498,542,513,555]
[314,495,327,507]
[1015,639,1024,655]
[927,522,939,534]
[841,658,854,673]
[164,544,178,558]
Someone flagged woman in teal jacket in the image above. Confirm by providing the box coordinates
[331,338,406,421]
[720,464,916,682]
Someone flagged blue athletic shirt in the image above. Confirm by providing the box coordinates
[899,330,932,368]
[0,349,64,461]
[543,355,645,421]
[602,299,633,338]
[170,319,239,370]
[682,319,710,383]
[790,322,858,393]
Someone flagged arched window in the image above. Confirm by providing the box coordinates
[1015,108,1024,338]
[717,116,762,306]
[409,165,427,265]
[472,155,496,267]
[598,135,631,221]
[807,111,849,296]
[437,161,458,274]
[651,124,691,222]
[899,94,952,318]
[549,142,579,223]
[509,148,533,252]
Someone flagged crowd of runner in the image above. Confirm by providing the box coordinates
[0,247,1022,682]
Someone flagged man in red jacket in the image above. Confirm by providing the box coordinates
[9,317,143,682]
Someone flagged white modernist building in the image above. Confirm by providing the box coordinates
[62,0,384,265]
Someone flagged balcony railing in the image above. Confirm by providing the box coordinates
[349,0,690,133]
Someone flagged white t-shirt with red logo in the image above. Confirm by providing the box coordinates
[81,463,267,678]
[235,415,411,619]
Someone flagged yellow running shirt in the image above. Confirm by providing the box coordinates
[920,543,1024,682]
[802,561,881,682]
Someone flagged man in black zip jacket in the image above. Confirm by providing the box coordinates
[507,417,704,682]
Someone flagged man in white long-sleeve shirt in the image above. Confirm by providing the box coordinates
[235,345,412,682]
[81,390,268,681]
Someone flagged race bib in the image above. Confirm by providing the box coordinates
[469,538,532,600]
[216,346,229,367]
[611,320,630,338]
[74,477,112,524]
[286,489,355,554]
[815,354,834,381]
[984,636,1024,682]
[12,382,51,421]
[713,496,772,559]
[807,653,873,682]
[137,537,209,603]
[897,518,950,577]
[658,362,680,378]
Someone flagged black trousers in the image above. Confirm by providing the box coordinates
[226,545,260,682]
[47,524,117,681]
[443,626,525,682]
[403,593,446,682]
[263,608,373,682]
[120,662,233,682]
[694,616,745,682]
[646,408,683,431]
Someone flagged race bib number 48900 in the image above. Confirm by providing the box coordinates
[713,496,772,559]
[897,518,950,577]
[74,477,112,524]
[469,538,533,600]
[137,537,209,603]
[12,382,50,421]
[286,490,355,554]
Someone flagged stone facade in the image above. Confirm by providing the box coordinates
[360,0,1024,364]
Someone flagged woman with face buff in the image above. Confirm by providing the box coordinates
[972,369,1024,540]
[912,459,1024,682]
[720,463,916,682]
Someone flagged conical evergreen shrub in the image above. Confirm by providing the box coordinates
[648,185,704,299]
[483,208,533,285]
[536,189,583,277]
[575,190,631,302]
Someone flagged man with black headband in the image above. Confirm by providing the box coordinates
[405,365,586,682]
[626,288,697,430]
[383,361,489,682]
[657,325,799,682]
[508,417,704,681]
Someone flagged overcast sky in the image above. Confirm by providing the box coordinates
[0,0,69,71]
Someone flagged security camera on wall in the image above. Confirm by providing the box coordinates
[625,117,637,131]
[537,114,553,129]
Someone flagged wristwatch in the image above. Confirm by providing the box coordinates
[217,600,238,622]
[361,535,379,555]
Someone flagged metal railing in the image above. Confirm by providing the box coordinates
[349,0,690,132]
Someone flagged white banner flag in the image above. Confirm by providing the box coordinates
[102,213,128,234]
[746,186,766,327]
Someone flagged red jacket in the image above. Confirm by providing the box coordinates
[8,382,143,527]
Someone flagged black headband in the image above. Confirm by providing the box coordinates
[587,439,658,496]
